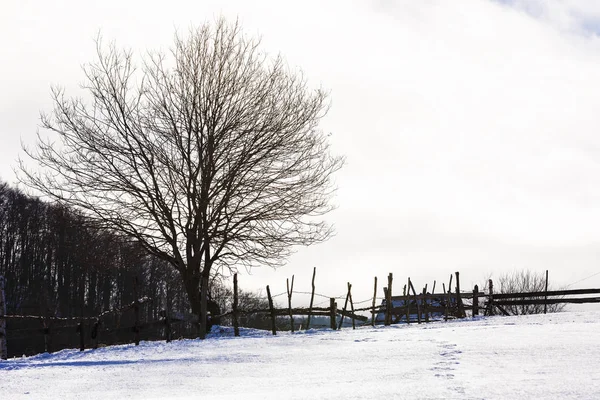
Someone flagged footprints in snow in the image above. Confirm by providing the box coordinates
[431,342,465,394]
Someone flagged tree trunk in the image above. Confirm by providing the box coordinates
[183,272,201,316]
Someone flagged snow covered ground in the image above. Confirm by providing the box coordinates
[1,311,599,399]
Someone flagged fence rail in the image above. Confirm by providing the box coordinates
[2,270,599,360]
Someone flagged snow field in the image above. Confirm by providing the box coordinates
[1,311,599,399]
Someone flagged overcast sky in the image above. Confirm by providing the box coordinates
[2,0,600,306]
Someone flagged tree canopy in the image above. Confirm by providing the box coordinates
[19,18,343,334]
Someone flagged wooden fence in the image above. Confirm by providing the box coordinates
[2,269,600,360]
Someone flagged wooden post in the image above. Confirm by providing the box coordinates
[233,273,240,337]
[405,279,411,324]
[199,275,208,339]
[338,283,350,329]
[383,287,390,326]
[307,267,317,329]
[165,310,172,343]
[544,270,549,314]
[165,287,172,343]
[455,272,466,318]
[386,273,393,325]
[348,283,356,330]
[0,275,7,360]
[266,285,277,335]
[287,276,295,332]
[447,274,453,318]
[486,279,495,316]
[133,277,140,346]
[422,288,429,323]
[78,321,85,352]
[409,279,421,324]
[371,276,377,327]
[431,280,436,295]
[43,316,52,353]
[442,283,448,321]
[92,319,99,349]
[329,298,337,330]
[473,285,479,316]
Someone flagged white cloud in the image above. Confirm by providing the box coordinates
[2,0,600,302]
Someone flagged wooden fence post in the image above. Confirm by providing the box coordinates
[266,285,277,335]
[306,267,316,330]
[544,270,549,314]
[329,298,337,330]
[383,287,390,326]
[348,283,356,330]
[423,285,429,322]
[43,316,52,353]
[387,273,393,323]
[1,275,7,360]
[404,282,410,324]
[165,311,172,343]
[338,283,350,329]
[200,275,208,340]
[473,285,479,316]
[447,274,453,319]
[442,283,448,321]
[165,287,172,343]
[371,276,377,327]
[486,279,494,316]
[92,318,99,349]
[78,321,85,352]
[287,276,295,332]
[233,273,240,337]
[133,277,140,346]
[408,278,421,324]
[456,272,466,318]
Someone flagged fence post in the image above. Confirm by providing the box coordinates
[233,273,240,337]
[383,287,390,326]
[0,275,7,360]
[388,273,393,324]
[371,276,377,327]
[329,298,337,330]
[133,277,140,346]
[486,279,495,316]
[473,285,479,316]
[455,271,466,318]
[266,285,277,335]
[77,321,85,352]
[164,310,172,343]
[404,282,410,324]
[43,316,52,353]
[338,283,350,329]
[165,287,172,343]
[91,318,99,349]
[409,278,421,324]
[287,276,295,332]
[442,283,448,321]
[447,274,454,318]
[306,267,316,330]
[200,275,208,340]
[348,283,356,330]
[422,288,429,323]
[544,270,549,314]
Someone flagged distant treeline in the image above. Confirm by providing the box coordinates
[0,180,191,320]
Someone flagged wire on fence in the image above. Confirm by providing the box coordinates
[566,271,600,288]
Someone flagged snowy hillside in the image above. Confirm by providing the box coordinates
[1,311,599,399]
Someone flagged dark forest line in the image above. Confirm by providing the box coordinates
[0,180,192,321]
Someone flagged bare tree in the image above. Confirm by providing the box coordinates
[497,269,565,315]
[19,18,343,336]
